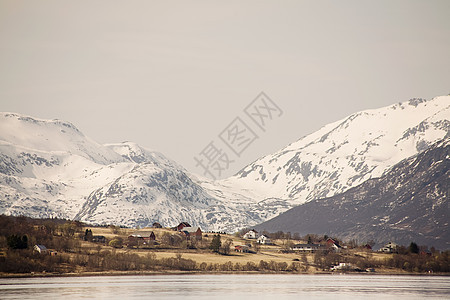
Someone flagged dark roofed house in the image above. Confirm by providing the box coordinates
[128,230,156,247]
[235,245,250,253]
[152,222,163,228]
[326,238,342,252]
[379,242,398,253]
[130,230,156,241]
[292,243,327,253]
[181,226,202,240]
[363,244,373,250]
[176,222,191,231]
[33,244,48,254]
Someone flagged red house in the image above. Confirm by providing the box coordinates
[128,230,156,247]
[176,222,191,231]
[181,226,202,240]
[326,238,342,252]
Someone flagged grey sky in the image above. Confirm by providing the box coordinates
[1,0,449,178]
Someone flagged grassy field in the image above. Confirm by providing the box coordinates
[81,226,347,272]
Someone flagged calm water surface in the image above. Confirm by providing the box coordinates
[0,274,449,299]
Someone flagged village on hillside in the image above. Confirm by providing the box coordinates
[1,215,448,276]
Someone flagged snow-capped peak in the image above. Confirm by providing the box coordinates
[213,95,449,205]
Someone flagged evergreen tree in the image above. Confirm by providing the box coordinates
[209,234,221,253]
[7,234,28,249]
[409,242,419,254]
[84,229,93,241]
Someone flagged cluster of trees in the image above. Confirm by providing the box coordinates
[6,235,28,249]
[209,234,233,255]
[0,215,82,253]
[198,260,307,272]
[384,251,450,273]
[313,251,379,271]
[0,215,84,273]
[312,245,450,273]
[0,248,71,273]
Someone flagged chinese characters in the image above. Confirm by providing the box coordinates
[194,92,282,179]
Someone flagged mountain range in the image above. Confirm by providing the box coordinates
[0,95,449,245]
[255,138,449,249]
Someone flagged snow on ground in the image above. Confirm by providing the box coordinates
[0,95,449,232]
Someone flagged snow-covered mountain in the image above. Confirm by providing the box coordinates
[0,95,449,233]
[0,113,253,230]
[214,96,449,209]
[254,138,449,250]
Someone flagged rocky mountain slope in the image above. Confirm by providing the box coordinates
[0,95,449,233]
[255,139,449,249]
[217,96,449,207]
[0,113,259,230]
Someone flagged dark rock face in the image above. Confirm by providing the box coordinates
[256,139,449,250]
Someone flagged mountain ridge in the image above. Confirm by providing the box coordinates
[254,138,449,249]
[0,95,449,234]
[216,96,449,205]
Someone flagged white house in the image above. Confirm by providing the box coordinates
[379,242,398,253]
[33,244,48,254]
[243,229,259,239]
[256,235,273,245]
[331,263,353,271]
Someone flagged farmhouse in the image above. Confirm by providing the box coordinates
[326,238,342,252]
[181,226,202,240]
[152,222,163,228]
[292,243,327,253]
[235,245,250,253]
[128,230,156,246]
[33,244,48,254]
[379,242,398,253]
[176,222,191,231]
[257,235,273,245]
[243,229,259,239]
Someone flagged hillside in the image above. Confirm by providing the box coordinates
[214,96,449,207]
[255,139,449,249]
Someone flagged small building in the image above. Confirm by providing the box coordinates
[257,235,273,245]
[331,262,353,271]
[34,244,48,254]
[181,226,202,240]
[243,229,259,239]
[176,222,191,231]
[379,242,398,253]
[152,222,163,228]
[362,244,373,250]
[235,245,250,253]
[292,243,327,252]
[326,238,342,252]
[129,230,156,242]
[420,250,432,256]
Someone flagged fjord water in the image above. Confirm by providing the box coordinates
[0,274,449,299]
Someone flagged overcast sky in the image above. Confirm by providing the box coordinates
[1,0,449,178]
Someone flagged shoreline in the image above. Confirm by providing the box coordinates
[1,270,448,279]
